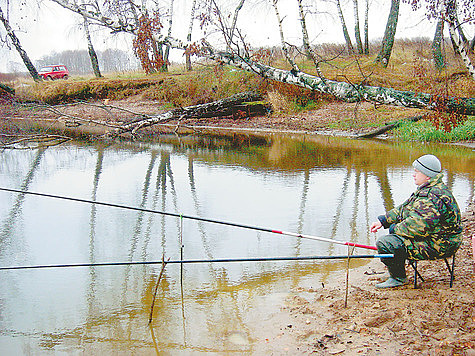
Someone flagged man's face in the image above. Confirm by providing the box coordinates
[413,169,430,186]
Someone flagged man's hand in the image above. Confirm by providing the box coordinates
[370,221,382,233]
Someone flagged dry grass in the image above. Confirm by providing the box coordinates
[4,39,475,110]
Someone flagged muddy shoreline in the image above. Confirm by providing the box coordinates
[256,204,475,355]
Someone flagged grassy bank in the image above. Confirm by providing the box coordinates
[2,39,475,142]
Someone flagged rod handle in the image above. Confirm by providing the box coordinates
[345,242,378,250]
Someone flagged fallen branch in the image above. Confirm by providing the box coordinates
[58,101,153,121]
[356,115,425,139]
[112,91,269,136]
[0,133,71,149]
[20,103,122,129]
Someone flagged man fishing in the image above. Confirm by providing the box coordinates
[370,154,463,288]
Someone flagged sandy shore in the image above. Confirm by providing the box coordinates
[256,204,475,355]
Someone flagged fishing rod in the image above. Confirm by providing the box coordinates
[0,254,394,271]
[0,187,378,251]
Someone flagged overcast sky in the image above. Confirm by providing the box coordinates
[0,0,458,73]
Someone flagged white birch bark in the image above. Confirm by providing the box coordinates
[0,5,40,81]
[447,21,475,80]
[205,48,475,115]
[352,0,363,54]
[336,0,354,55]
[229,0,246,46]
[50,0,187,49]
[297,0,324,77]
[83,15,102,78]
[364,0,369,54]
[163,0,175,71]
[271,0,299,71]
[185,0,198,70]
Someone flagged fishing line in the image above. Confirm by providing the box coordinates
[0,254,394,271]
[0,187,378,250]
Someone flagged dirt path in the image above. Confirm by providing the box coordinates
[258,204,475,355]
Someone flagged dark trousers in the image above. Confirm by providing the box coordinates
[376,234,408,279]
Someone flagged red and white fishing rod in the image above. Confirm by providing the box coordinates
[0,187,378,251]
[268,229,377,250]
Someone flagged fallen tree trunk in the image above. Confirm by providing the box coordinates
[0,83,15,95]
[207,49,475,116]
[47,2,474,115]
[113,91,269,136]
[356,116,424,138]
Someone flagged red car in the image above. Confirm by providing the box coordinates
[38,65,69,80]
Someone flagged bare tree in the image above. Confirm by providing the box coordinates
[406,0,475,78]
[0,3,40,80]
[432,18,445,70]
[363,0,369,54]
[162,0,175,72]
[297,0,325,77]
[49,0,176,73]
[445,0,475,79]
[43,0,475,117]
[335,0,354,55]
[376,0,400,67]
[271,0,299,71]
[352,0,364,54]
[83,15,102,77]
[229,0,246,48]
[185,0,198,71]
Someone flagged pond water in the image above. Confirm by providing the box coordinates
[0,133,473,354]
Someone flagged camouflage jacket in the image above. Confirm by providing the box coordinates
[378,173,463,260]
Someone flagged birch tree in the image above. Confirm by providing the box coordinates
[229,0,246,48]
[271,0,299,71]
[185,0,198,71]
[335,0,354,55]
[45,0,475,117]
[203,46,475,115]
[162,0,174,72]
[447,9,475,80]
[49,0,176,73]
[297,0,325,77]
[0,3,40,80]
[405,0,475,79]
[83,15,102,77]
[432,18,445,70]
[363,0,369,54]
[445,1,475,79]
[352,0,363,54]
[376,0,400,67]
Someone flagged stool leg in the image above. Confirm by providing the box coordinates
[413,260,417,288]
[409,260,424,288]
[444,255,456,288]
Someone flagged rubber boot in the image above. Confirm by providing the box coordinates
[375,277,408,289]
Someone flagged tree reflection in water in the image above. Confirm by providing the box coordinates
[0,134,473,354]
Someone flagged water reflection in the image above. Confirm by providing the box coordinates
[0,149,44,242]
[0,133,473,354]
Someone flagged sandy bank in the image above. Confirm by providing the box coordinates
[256,204,474,355]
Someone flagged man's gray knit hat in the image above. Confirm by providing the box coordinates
[412,154,441,177]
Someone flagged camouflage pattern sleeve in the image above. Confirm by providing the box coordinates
[391,197,441,239]
[380,174,463,260]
